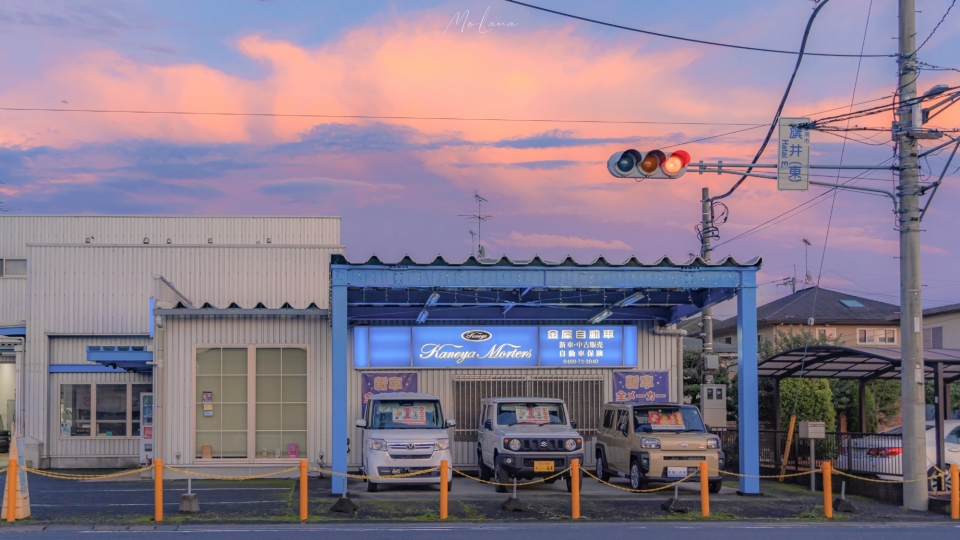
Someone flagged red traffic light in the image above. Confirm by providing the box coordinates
[662,150,691,176]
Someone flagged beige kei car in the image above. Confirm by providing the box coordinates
[595,402,725,493]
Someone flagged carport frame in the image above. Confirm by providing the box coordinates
[330,255,763,495]
[758,345,960,485]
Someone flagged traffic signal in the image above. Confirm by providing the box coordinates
[607,149,691,179]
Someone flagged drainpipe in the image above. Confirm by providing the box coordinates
[654,325,687,403]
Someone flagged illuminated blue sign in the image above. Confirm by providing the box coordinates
[355,325,638,369]
[412,326,538,368]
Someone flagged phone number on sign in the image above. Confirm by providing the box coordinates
[562,359,600,365]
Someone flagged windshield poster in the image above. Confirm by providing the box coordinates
[613,371,669,403]
[361,372,418,417]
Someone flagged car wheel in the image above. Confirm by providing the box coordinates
[928,467,950,492]
[709,479,723,494]
[366,479,378,492]
[629,459,645,491]
[447,480,453,492]
[478,451,492,481]
[493,458,508,493]
[595,453,610,482]
[565,470,583,493]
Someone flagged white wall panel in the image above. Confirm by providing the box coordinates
[0,279,27,326]
[48,337,153,365]
[158,316,329,469]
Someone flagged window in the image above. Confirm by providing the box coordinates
[602,409,615,429]
[196,348,248,459]
[840,299,865,308]
[724,337,732,345]
[255,348,307,460]
[59,383,150,437]
[616,409,629,434]
[858,328,897,345]
[817,328,837,340]
[923,326,944,349]
[945,427,960,445]
[0,259,27,277]
[195,346,308,460]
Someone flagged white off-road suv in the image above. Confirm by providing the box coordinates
[355,393,455,492]
[476,397,584,493]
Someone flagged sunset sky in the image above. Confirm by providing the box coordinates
[2,0,959,316]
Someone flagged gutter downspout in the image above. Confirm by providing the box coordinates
[654,325,687,403]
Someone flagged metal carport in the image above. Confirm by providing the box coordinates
[758,345,960,486]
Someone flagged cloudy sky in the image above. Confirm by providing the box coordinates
[1,0,959,317]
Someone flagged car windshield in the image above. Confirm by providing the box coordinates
[497,402,566,426]
[633,406,706,433]
[369,400,444,429]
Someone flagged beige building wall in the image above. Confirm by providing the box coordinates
[924,311,960,349]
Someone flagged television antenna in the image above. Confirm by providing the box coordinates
[459,191,492,259]
[802,238,813,286]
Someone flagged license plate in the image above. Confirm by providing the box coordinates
[667,467,688,478]
[534,461,555,472]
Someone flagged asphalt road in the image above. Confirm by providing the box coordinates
[0,522,957,539]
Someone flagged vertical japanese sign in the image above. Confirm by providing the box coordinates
[778,117,810,191]
[613,371,670,403]
[361,372,418,417]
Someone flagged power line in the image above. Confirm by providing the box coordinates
[0,107,765,127]
[504,0,895,58]
[916,0,956,53]
[711,0,834,202]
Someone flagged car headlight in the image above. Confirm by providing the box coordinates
[508,439,522,451]
[564,439,578,451]
[707,438,720,449]
[370,439,387,451]
[640,437,661,449]
[435,438,450,450]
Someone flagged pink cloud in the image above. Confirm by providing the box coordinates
[497,231,631,251]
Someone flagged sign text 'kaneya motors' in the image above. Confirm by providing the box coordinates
[352,326,639,369]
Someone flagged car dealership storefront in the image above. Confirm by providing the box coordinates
[331,254,763,495]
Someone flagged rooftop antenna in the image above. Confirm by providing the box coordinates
[802,239,813,287]
[468,230,477,257]
[459,191,492,259]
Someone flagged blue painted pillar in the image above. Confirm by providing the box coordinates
[736,270,760,494]
[331,283,349,495]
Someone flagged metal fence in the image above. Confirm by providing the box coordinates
[711,428,904,476]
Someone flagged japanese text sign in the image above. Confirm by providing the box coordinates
[361,372,418,417]
[613,370,670,403]
[778,117,810,191]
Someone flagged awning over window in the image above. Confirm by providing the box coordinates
[86,346,154,374]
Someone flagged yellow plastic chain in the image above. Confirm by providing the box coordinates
[709,467,812,479]
[832,468,946,484]
[24,466,152,481]
[309,466,440,480]
[452,467,571,487]
[582,468,698,493]
[163,465,300,481]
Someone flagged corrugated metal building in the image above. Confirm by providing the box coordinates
[1,216,341,471]
[0,215,735,476]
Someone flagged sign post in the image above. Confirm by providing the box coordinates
[778,117,810,191]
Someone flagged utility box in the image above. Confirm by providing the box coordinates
[702,354,720,371]
[699,384,727,429]
[799,421,826,439]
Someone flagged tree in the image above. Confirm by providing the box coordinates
[758,327,838,430]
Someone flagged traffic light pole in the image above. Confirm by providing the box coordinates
[700,188,714,373]
[896,0,927,512]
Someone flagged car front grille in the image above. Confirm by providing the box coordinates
[663,456,707,461]
[388,454,433,460]
[388,442,435,451]
[518,438,567,452]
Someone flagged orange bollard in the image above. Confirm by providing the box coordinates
[6,459,16,522]
[700,461,710,517]
[822,462,832,519]
[571,459,580,520]
[951,464,959,520]
[154,459,163,522]
[300,459,308,521]
[440,460,449,520]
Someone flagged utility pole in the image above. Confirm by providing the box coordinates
[896,0,927,512]
[700,188,714,374]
